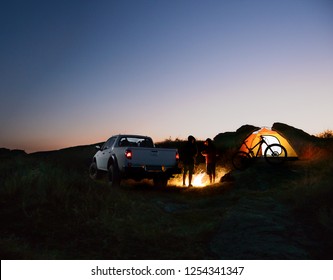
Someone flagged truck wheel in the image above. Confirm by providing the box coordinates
[108,164,121,187]
[89,162,102,180]
[153,177,168,188]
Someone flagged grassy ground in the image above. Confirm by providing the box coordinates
[1,147,332,259]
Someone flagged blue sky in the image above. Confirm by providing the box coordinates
[1,0,332,152]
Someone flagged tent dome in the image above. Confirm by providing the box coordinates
[239,127,298,158]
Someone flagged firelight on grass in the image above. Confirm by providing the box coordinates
[169,167,227,188]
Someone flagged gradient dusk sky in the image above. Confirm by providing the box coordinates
[1,0,332,153]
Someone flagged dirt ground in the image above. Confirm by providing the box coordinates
[163,159,333,259]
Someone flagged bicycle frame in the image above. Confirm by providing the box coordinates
[243,136,268,158]
[233,136,288,170]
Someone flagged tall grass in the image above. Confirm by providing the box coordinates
[316,129,333,138]
[0,155,226,259]
[1,156,114,258]
[272,158,333,258]
[1,144,332,259]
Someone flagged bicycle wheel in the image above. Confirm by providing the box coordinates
[232,151,251,170]
[264,144,287,165]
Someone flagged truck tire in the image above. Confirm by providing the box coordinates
[108,164,121,187]
[153,177,168,188]
[89,162,102,180]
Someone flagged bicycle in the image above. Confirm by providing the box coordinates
[232,135,287,170]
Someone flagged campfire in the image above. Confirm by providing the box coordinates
[168,166,227,188]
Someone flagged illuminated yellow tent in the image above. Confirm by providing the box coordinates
[239,127,298,158]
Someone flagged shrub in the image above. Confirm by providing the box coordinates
[316,129,333,139]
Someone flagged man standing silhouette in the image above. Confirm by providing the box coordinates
[181,135,198,187]
[201,138,217,184]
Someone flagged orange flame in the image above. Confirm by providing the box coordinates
[168,167,227,188]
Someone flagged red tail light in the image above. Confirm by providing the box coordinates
[125,149,132,159]
[176,151,179,161]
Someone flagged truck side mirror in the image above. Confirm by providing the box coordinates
[95,145,101,150]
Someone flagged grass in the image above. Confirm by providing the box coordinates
[0,154,231,259]
[275,158,333,258]
[1,142,333,259]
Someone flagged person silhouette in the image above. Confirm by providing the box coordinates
[201,138,217,184]
[181,135,198,187]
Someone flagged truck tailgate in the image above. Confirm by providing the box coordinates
[130,148,177,167]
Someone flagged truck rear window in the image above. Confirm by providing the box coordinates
[118,137,154,148]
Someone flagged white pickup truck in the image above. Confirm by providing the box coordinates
[89,134,181,187]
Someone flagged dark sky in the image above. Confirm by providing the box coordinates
[1,0,332,152]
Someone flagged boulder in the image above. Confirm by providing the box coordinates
[273,122,333,160]
[214,124,259,152]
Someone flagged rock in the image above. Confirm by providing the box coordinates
[214,125,259,151]
[273,122,333,160]
[220,172,235,183]
[214,125,260,164]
